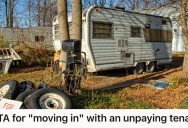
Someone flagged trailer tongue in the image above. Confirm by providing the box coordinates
[54,39,87,94]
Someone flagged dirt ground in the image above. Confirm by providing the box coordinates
[3,53,187,109]
[86,54,187,109]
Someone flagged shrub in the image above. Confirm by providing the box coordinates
[16,46,54,67]
[0,35,9,48]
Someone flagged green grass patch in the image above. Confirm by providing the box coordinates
[0,35,9,48]
[179,98,188,109]
[73,89,158,109]
[0,67,159,109]
[180,102,188,109]
[169,76,188,89]
[172,52,185,57]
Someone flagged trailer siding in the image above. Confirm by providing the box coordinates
[52,6,172,72]
[89,8,172,71]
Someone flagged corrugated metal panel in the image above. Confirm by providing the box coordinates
[95,63,125,71]
[89,8,172,71]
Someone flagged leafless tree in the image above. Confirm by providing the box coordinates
[57,0,69,79]
[5,0,9,27]
[72,0,82,61]
[24,0,57,27]
[82,0,106,7]
[178,0,188,77]
[0,0,16,27]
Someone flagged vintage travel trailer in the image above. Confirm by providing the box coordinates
[52,6,172,74]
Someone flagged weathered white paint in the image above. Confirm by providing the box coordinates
[138,6,186,52]
[53,6,172,72]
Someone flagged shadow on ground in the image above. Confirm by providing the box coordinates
[89,56,184,90]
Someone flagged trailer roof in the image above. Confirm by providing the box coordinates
[53,7,89,23]
[53,6,171,24]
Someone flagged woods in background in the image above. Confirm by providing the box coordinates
[0,0,177,28]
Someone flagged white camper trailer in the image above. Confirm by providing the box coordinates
[53,6,172,74]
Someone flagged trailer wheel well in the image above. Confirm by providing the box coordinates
[146,61,157,73]
[131,62,145,75]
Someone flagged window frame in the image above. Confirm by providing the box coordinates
[162,19,167,25]
[54,25,60,39]
[92,21,114,39]
[35,36,44,42]
[130,26,142,37]
[144,28,172,42]
[3,49,7,55]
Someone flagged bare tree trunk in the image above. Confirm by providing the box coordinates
[43,0,47,26]
[9,0,12,27]
[49,0,52,27]
[57,0,69,79]
[72,0,82,61]
[94,0,97,5]
[110,0,113,7]
[144,0,149,8]
[10,0,14,27]
[131,0,139,10]
[5,0,9,27]
[136,0,139,9]
[28,0,31,27]
[180,0,188,78]
[37,0,41,26]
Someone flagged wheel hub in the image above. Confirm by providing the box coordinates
[39,93,66,109]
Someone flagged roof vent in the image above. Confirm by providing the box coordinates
[113,6,125,10]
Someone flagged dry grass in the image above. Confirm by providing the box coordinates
[0,52,187,109]
[14,45,54,68]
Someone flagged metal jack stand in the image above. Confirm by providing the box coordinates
[53,39,87,95]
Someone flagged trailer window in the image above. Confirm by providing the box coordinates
[35,36,44,42]
[144,28,172,42]
[54,25,60,39]
[131,27,141,37]
[162,19,167,25]
[93,22,113,38]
